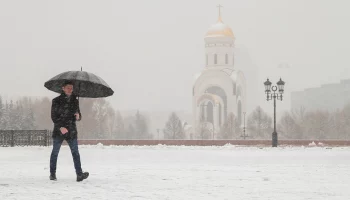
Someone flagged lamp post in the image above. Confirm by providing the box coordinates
[264,78,285,147]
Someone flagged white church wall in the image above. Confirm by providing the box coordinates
[205,45,234,67]
[233,46,260,114]
[195,69,233,87]
[193,70,237,130]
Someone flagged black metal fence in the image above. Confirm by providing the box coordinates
[0,130,52,147]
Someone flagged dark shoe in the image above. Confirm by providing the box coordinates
[76,172,89,182]
[50,173,57,181]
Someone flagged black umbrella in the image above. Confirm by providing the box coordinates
[44,69,114,98]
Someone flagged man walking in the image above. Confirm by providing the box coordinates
[49,80,89,182]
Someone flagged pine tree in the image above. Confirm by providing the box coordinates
[134,110,149,139]
[126,124,135,139]
[23,106,36,130]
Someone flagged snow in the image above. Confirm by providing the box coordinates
[1,145,350,200]
[309,141,317,146]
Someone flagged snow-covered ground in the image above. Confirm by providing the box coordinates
[1,144,350,200]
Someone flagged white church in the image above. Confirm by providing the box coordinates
[192,9,246,138]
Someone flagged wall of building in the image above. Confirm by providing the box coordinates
[291,79,350,111]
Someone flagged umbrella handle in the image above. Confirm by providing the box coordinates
[78,82,81,100]
[79,66,82,100]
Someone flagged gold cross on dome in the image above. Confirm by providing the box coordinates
[217,4,223,19]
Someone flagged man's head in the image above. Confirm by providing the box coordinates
[62,80,74,96]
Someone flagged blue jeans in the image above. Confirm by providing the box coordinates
[50,137,83,175]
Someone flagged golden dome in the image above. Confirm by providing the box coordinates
[205,17,234,38]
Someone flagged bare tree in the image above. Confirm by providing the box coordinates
[32,97,52,130]
[247,106,272,139]
[277,111,302,139]
[134,110,150,139]
[1,101,10,129]
[91,99,112,139]
[219,112,237,139]
[163,112,184,139]
[340,103,350,139]
[303,110,332,139]
[0,96,4,129]
[77,98,95,139]
[196,114,211,139]
[113,110,125,139]
[0,97,36,130]
[291,106,306,124]
[327,104,350,140]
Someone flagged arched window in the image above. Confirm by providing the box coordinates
[225,54,228,64]
[214,54,217,64]
[200,104,205,122]
[207,102,214,124]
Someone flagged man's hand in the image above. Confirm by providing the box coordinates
[60,127,68,135]
[74,113,80,120]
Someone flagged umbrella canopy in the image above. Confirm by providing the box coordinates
[44,70,114,98]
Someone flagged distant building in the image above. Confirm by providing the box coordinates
[291,79,350,112]
[192,9,246,137]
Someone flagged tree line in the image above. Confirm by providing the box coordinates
[0,96,151,139]
[1,95,350,139]
[216,105,350,140]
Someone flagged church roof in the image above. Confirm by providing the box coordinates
[205,16,234,38]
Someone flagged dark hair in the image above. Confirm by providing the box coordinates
[63,80,74,87]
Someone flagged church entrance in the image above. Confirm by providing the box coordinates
[205,86,227,124]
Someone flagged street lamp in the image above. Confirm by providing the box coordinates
[264,78,285,147]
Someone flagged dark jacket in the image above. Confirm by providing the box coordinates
[51,93,82,139]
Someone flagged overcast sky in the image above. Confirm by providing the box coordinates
[1,0,349,114]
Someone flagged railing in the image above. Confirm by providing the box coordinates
[75,139,350,146]
[0,130,52,147]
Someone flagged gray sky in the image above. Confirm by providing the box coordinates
[1,0,350,114]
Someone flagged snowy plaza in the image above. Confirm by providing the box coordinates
[1,144,350,200]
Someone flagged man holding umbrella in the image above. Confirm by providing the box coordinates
[45,69,114,182]
[49,80,89,182]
